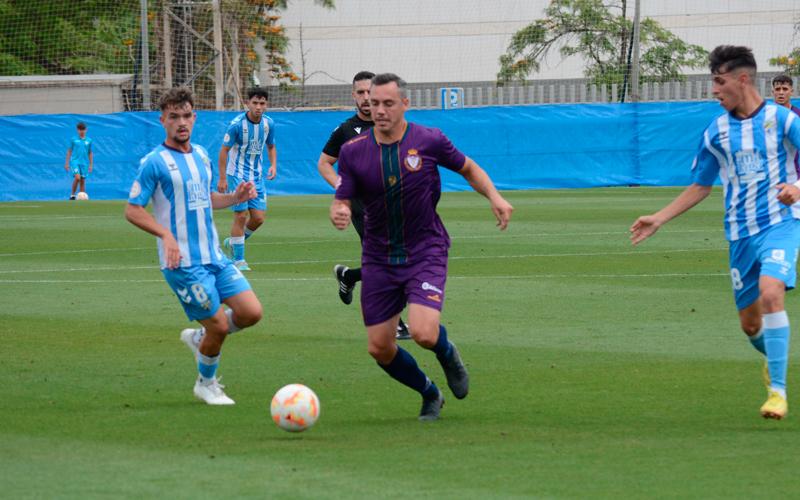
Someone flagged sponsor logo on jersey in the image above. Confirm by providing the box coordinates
[404,149,422,172]
[734,150,765,183]
[421,281,443,294]
[426,294,442,303]
[354,127,362,134]
[186,180,210,210]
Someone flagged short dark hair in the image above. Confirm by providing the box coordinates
[159,87,194,111]
[247,87,269,101]
[708,45,757,75]
[76,122,87,130]
[371,73,408,98]
[773,74,794,87]
[352,71,375,84]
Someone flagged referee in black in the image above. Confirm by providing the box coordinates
[317,70,410,340]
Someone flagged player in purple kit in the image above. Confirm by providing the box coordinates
[330,73,514,421]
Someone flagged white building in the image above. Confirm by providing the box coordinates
[276,0,799,85]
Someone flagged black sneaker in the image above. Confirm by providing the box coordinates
[69,195,76,200]
[439,343,469,399]
[395,319,411,340]
[333,264,355,305]
[418,391,444,421]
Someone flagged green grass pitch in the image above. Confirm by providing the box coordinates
[2,187,799,498]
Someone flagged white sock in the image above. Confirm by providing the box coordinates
[225,308,242,334]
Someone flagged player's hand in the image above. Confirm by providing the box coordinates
[233,181,257,203]
[491,197,514,230]
[217,179,228,193]
[776,183,800,206]
[64,165,69,172]
[162,233,182,269]
[267,165,277,181]
[630,215,662,245]
[330,203,351,230]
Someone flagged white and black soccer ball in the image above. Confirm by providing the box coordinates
[76,192,89,201]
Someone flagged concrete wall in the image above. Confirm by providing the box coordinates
[0,75,132,115]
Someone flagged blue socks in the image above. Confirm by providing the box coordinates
[379,346,439,400]
[763,311,791,393]
[197,352,220,383]
[230,235,245,261]
[749,329,766,355]
[429,324,453,361]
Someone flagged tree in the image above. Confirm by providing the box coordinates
[227,0,334,88]
[770,19,799,75]
[497,0,707,97]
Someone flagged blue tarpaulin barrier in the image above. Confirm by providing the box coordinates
[0,102,723,202]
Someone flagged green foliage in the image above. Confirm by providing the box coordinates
[497,0,708,95]
[0,0,140,75]
[770,21,799,75]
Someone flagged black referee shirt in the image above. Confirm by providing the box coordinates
[322,114,374,158]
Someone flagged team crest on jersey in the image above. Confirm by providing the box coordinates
[129,180,142,198]
[388,175,397,186]
[764,119,776,131]
[404,149,422,172]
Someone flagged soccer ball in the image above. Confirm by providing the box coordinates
[76,192,89,201]
[270,384,320,432]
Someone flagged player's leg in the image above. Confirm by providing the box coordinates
[242,180,266,243]
[362,262,443,420]
[333,199,365,305]
[368,317,443,421]
[163,265,234,404]
[230,209,249,268]
[79,175,86,194]
[753,221,799,419]
[731,237,765,354]
[70,173,80,199]
[406,252,468,399]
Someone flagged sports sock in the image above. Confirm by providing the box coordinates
[225,308,241,335]
[192,328,205,345]
[429,324,453,361]
[230,235,245,261]
[748,328,766,355]
[378,346,440,400]
[344,267,361,285]
[244,227,255,240]
[763,311,791,392]
[197,352,220,384]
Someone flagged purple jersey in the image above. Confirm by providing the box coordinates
[335,123,466,266]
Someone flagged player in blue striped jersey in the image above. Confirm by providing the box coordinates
[631,46,800,420]
[125,87,263,406]
[217,87,277,271]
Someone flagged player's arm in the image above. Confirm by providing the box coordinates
[629,183,712,245]
[211,180,256,209]
[458,156,513,230]
[330,198,352,230]
[64,148,72,171]
[266,144,277,180]
[88,151,93,173]
[317,152,339,189]
[124,203,181,269]
[217,145,230,193]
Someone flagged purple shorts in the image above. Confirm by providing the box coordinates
[360,252,448,326]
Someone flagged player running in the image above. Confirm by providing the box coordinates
[330,73,514,420]
[317,70,411,340]
[218,87,277,271]
[125,87,263,405]
[631,45,800,420]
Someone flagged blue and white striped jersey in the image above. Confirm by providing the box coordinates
[692,102,800,241]
[222,112,276,182]
[128,143,226,269]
